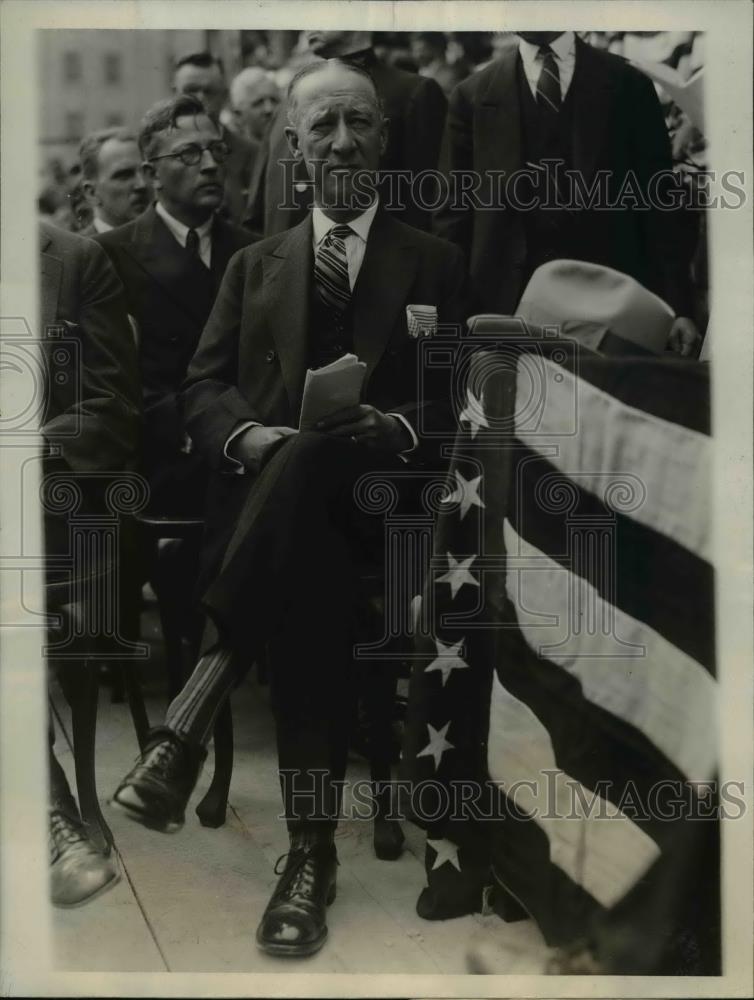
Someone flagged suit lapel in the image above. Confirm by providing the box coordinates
[352,212,417,380]
[126,207,208,326]
[39,234,62,332]
[478,49,522,175]
[210,216,241,289]
[262,217,312,408]
[571,37,614,180]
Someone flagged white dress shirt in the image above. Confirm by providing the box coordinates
[518,31,576,101]
[155,200,214,268]
[224,199,418,471]
[311,198,379,289]
[92,215,114,234]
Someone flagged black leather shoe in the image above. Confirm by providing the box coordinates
[256,831,338,957]
[49,809,119,907]
[110,727,206,832]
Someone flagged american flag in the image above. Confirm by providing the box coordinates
[401,329,718,972]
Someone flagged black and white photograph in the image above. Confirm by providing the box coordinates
[0,1,752,995]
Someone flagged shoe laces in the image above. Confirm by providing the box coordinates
[49,810,86,860]
[137,738,184,780]
[273,846,334,901]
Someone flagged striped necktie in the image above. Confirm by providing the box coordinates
[536,45,561,113]
[314,224,352,314]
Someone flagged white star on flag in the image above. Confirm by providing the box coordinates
[459,387,489,439]
[437,552,479,599]
[440,470,484,519]
[417,721,454,769]
[428,837,462,872]
[425,637,470,686]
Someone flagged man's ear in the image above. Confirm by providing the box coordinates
[81,179,98,205]
[142,160,158,189]
[284,125,303,160]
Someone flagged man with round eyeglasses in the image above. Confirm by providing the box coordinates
[96,95,253,639]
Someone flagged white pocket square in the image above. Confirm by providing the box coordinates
[406,303,437,339]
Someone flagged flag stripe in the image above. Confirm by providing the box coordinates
[509,447,715,671]
[515,360,712,562]
[491,625,693,829]
[531,345,712,436]
[487,672,661,909]
[503,518,718,782]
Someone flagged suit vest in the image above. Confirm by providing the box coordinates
[516,57,579,275]
[307,287,355,370]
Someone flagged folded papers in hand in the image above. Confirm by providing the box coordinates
[298,353,367,430]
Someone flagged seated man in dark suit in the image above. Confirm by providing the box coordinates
[244,29,447,237]
[97,95,253,661]
[97,94,253,518]
[40,221,141,906]
[111,60,465,956]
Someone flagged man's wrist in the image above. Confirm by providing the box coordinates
[386,412,418,455]
[224,420,260,473]
[388,414,414,453]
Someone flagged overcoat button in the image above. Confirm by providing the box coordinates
[265,350,276,362]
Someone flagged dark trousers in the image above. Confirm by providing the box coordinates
[49,711,78,819]
[202,432,402,831]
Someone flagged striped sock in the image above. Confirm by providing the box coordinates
[165,646,236,745]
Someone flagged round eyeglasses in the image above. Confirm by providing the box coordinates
[149,140,230,167]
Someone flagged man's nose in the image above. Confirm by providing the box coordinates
[133,170,147,191]
[330,119,356,155]
[199,148,219,172]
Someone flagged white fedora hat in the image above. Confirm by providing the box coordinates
[516,259,675,354]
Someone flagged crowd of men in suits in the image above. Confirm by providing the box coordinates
[42,28,705,960]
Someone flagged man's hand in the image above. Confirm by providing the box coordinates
[316,405,412,454]
[229,425,297,471]
[668,316,701,358]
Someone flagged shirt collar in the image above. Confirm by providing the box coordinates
[155,200,214,245]
[92,215,114,234]
[518,31,575,63]
[312,199,379,246]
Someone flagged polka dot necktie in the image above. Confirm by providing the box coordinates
[185,227,209,270]
[314,224,352,315]
[536,45,561,113]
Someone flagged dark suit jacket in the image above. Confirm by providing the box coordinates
[95,205,253,512]
[244,51,448,237]
[39,221,140,474]
[182,210,466,574]
[220,127,258,226]
[434,37,693,316]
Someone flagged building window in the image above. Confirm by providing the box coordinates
[63,51,82,83]
[104,52,122,85]
[65,112,84,139]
